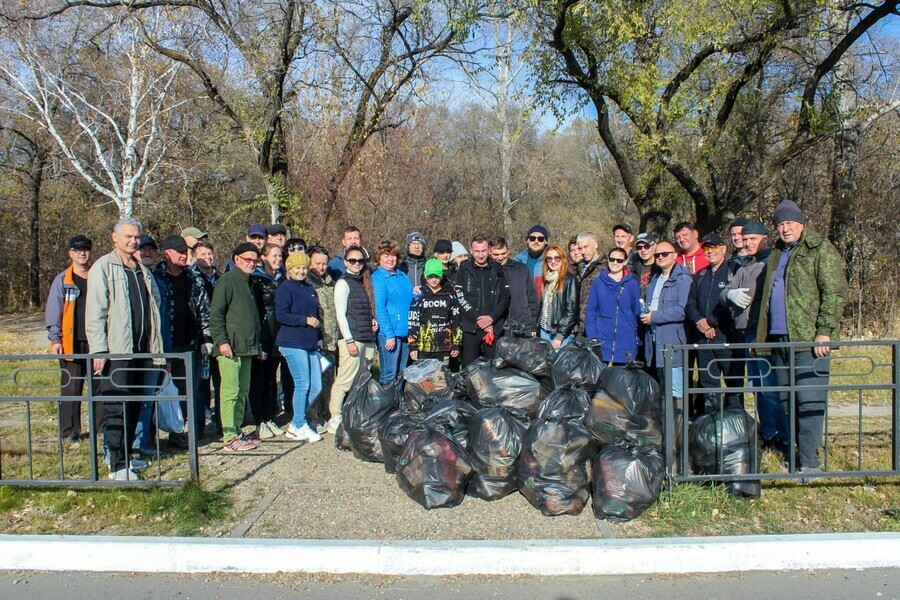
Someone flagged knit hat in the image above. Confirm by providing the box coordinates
[433,239,453,253]
[773,200,807,225]
[741,221,769,236]
[450,241,468,262]
[424,258,444,278]
[232,242,260,259]
[406,232,426,248]
[285,251,310,270]
[526,224,549,240]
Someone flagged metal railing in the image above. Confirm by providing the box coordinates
[0,352,198,487]
[663,339,900,484]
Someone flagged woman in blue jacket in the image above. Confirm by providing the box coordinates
[585,247,642,365]
[275,251,323,444]
[371,239,414,385]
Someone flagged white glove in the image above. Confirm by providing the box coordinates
[201,343,214,357]
[727,288,753,309]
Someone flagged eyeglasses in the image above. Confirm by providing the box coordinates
[654,251,675,258]
[527,235,546,242]
[608,257,626,264]
[287,244,305,253]
[546,256,562,263]
[345,258,365,265]
[235,254,258,264]
[702,245,724,251]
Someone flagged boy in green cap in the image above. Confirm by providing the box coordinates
[407,258,462,367]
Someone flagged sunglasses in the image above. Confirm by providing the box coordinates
[608,257,627,264]
[345,258,365,265]
[654,251,675,258]
[546,256,562,263]
[287,244,305,253]
[308,245,328,255]
[635,244,652,250]
[528,235,546,242]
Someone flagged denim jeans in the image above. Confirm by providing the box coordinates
[744,331,788,441]
[377,335,409,385]
[539,329,574,348]
[656,366,684,399]
[280,347,323,430]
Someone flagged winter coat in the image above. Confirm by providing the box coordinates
[501,259,540,336]
[513,248,545,293]
[576,256,605,335]
[372,267,415,339]
[250,267,284,355]
[720,248,771,331]
[151,261,212,352]
[453,258,511,334]
[407,284,463,353]
[209,267,260,357]
[585,271,641,364]
[398,254,427,289]
[686,263,733,343]
[643,263,692,367]
[275,279,321,352]
[756,228,847,348]
[539,272,580,342]
[307,269,338,352]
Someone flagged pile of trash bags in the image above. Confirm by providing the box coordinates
[335,337,760,520]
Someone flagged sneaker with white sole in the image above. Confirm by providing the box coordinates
[256,422,275,439]
[109,468,140,481]
[324,418,341,435]
[315,422,328,435]
[283,423,304,441]
[298,424,323,443]
[266,421,284,436]
[130,458,149,471]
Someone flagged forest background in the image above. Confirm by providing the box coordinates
[0,0,897,336]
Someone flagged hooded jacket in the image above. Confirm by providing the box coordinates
[372,266,415,339]
[643,263,692,367]
[398,253,427,289]
[585,270,641,364]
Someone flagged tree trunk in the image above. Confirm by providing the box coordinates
[28,149,47,308]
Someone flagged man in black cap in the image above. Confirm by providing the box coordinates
[46,235,94,443]
[267,224,287,248]
[139,235,159,268]
[632,232,659,299]
[432,239,455,283]
[686,233,741,416]
[150,235,213,447]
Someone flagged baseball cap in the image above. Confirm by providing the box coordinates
[180,226,207,240]
[434,239,452,253]
[161,235,189,253]
[247,223,267,238]
[139,235,158,250]
[635,232,657,247]
[700,233,726,247]
[424,258,444,278]
[69,235,92,251]
[613,223,633,234]
[267,224,287,236]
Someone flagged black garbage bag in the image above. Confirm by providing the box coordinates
[689,408,761,498]
[402,359,453,412]
[492,336,555,377]
[466,364,547,416]
[424,397,478,450]
[342,371,397,462]
[396,426,475,509]
[584,390,662,449]
[592,444,665,521]
[417,385,459,414]
[378,409,425,474]
[466,407,529,500]
[536,386,591,421]
[518,417,593,516]
[599,365,661,417]
[334,421,352,452]
[550,339,605,391]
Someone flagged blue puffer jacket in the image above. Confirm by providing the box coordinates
[275,279,321,352]
[372,267,414,338]
[585,270,641,364]
[643,263,692,367]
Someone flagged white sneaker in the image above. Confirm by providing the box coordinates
[256,422,275,439]
[109,468,140,481]
[130,458,149,471]
[315,422,328,435]
[283,423,304,441]
[325,418,341,435]
[266,421,284,436]
[298,424,323,443]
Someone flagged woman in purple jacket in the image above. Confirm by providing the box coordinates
[276,251,323,443]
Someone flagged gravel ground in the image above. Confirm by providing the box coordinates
[199,432,608,540]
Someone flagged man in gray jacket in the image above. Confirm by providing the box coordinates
[86,217,164,481]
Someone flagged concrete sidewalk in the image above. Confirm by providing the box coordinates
[2,532,900,575]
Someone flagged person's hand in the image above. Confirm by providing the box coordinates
[409,350,418,361]
[450,349,460,358]
[218,343,234,359]
[727,288,753,309]
[201,343,214,357]
[813,334,832,358]
[384,337,396,351]
[551,339,562,350]
[413,285,421,295]
[704,327,716,340]
[372,320,379,332]
[476,315,494,330]
[92,357,107,375]
[696,318,710,333]
[640,311,653,325]
[260,351,268,361]
[51,342,63,355]
[307,316,320,328]
[347,341,359,357]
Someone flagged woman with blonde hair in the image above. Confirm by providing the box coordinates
[538,244,580,349]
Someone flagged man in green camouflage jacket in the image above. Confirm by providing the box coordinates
[756,199,847,476]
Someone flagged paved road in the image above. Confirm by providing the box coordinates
[2,569,898,599]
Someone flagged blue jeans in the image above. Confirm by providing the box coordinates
[744,331,788,441]
[539,329,574,348]
[280,347,323,430]
[377,335,409,385]
[656,366,684,399]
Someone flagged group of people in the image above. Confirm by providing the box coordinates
[45,197,846,480]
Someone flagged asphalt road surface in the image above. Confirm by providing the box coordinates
[1,569,898,599]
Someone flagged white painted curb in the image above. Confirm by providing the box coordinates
[2,533,900,575]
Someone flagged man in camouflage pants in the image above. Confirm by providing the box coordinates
[756,199,847,477]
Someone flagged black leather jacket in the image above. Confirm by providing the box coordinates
[540,273,580,340]
[453,258,510,334]
[250,269,283,355]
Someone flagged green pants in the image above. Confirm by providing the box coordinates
[217,355,253,442]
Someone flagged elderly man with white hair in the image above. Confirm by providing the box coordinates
[575,231,605,336]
